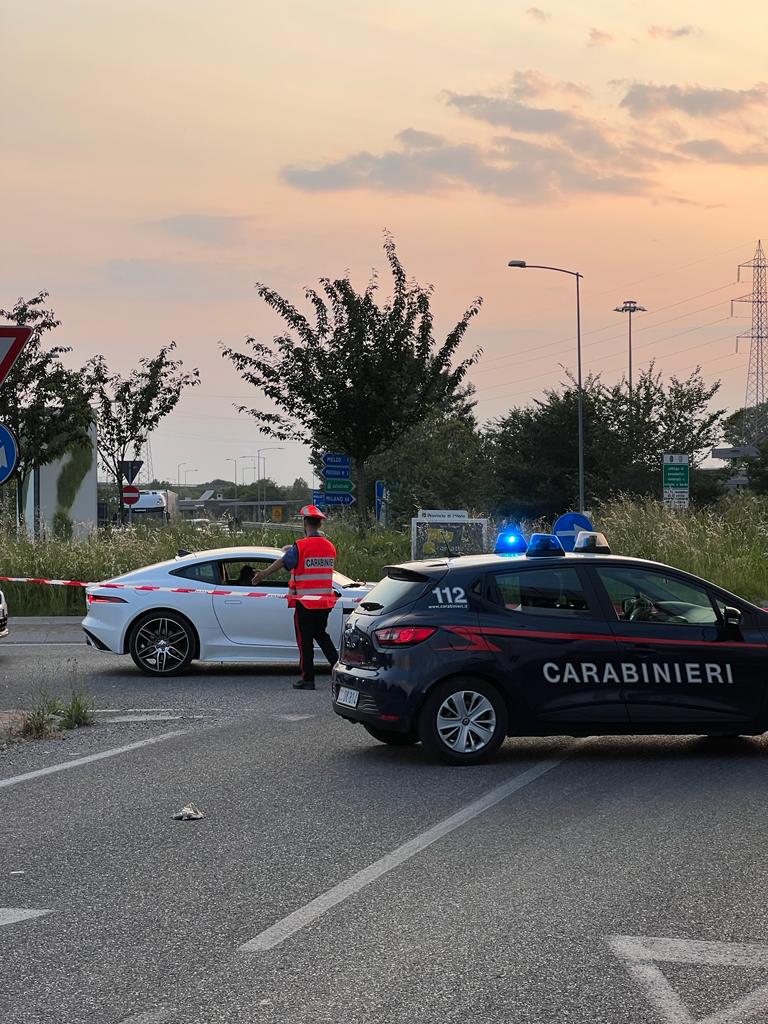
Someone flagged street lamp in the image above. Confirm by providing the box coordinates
[613,299,647,407]
[225,457,238,499]
[238,455,257,485]
[177,462,186,490]
[256,446,285,521]
[507,260,585,513]
[184,468,197,484]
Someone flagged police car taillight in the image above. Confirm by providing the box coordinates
[572,530,611,554]
[374,626,436,647]
[526,534,565,557]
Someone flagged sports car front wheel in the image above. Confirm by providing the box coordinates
[418,677,508,765]
[128,612,196,676]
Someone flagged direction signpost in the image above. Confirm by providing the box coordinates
[0,424,19,487]
[662,453,689,509]
[318,452,355,508]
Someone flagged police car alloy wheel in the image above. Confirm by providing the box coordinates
[128,611,196,676]
[418,678,508,765]
[362,723,419,746]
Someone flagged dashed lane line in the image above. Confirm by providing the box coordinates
[239,753,570,952]
[0,730,189,790]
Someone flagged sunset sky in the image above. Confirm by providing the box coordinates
[3,0,768,487]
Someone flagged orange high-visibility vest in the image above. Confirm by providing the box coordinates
[288,536,338,609]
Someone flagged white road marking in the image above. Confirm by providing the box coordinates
[0,730,188,789]
[103,714,184,723]
[239,755,568,952]
[274,713,316,722]
[4,641,84,646]
[608,934,768,1024]
[117,1012,174,1023]
[0,908,52,927]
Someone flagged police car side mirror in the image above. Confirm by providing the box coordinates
[723,606,742,628]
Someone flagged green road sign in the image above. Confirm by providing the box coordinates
[324,478,355,493]
[662,453,689,508]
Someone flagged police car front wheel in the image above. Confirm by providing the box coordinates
[419,678,508,765]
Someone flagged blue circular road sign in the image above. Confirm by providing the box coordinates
[0,423,19,486]
[553,511,593,552]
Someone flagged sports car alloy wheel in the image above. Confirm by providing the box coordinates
[436,690,496,753]
[129,614,195,675]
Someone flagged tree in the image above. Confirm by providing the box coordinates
[87,344,200,518]
[483,364,726,515]
[0,292,93,527]
[222,234,482,526]
[366,390,484,526]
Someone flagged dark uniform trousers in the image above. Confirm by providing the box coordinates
[294,602,339,682]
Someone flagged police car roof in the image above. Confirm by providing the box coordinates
[396,552,693,574]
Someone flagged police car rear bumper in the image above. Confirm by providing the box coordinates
[332,664,416,732]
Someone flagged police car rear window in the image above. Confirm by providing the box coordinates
[491,567,591,617]
[358,575,432,614]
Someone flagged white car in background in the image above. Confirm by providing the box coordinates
[82,546,374,677]
[0,588,8,639]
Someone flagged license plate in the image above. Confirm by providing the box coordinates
[336,686,359,708]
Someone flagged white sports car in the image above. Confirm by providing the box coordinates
[0,588,8,639]
[82,546,374,677]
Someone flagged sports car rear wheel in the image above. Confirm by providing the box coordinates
[129,612,196,676]
[419,677,507,765]
[362,723,418,746]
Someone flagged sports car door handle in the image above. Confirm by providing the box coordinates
[224,599,243,605]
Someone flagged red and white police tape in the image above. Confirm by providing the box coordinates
[0,576,358,602]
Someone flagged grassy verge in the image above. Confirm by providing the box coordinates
[2,495,768,614]
[17,688,95,739]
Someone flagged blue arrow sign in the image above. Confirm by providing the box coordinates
[553,511,594,552]
[322,465,351,480]
[0,423,19,486]
[322,452,352,468]
[312,490,326,507]
[322,492,356,506]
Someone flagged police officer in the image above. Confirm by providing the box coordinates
[253,504,338,690]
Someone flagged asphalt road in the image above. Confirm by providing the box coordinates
[3,631,768,1024]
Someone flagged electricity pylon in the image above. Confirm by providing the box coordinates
[733,240,768,443]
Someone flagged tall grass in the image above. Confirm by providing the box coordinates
[2,495,768,615]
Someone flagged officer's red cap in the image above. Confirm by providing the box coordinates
[300,504,327,520]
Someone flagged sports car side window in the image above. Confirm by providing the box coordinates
[171,562,218,584]
[595,567,719,626]
[491,568,591,617]
[221,559,291,588]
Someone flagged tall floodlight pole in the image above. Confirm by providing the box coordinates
[613,299,647,406]
[256,446,285,521]
[225,458,238,499]
[508,261,585,512]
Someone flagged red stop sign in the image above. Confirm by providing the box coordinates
[122,485,141,506]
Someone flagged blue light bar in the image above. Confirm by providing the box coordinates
[494,530,528,554]
[526,533,566,557]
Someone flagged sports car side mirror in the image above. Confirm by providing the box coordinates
[724,606,742,627]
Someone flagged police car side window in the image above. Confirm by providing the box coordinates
[492,568,591,617]
[595,567,719,626]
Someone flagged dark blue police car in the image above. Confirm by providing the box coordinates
[332,532,768,764]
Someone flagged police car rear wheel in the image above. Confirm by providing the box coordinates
[419,678,508,765]
[362,724,419,746]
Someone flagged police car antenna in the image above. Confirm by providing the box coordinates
[440,528,456,559]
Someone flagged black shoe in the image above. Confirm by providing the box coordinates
[292,680,316,690]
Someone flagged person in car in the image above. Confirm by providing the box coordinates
[252,505,338,690]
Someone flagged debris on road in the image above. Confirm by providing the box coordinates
[172,803,204,821]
